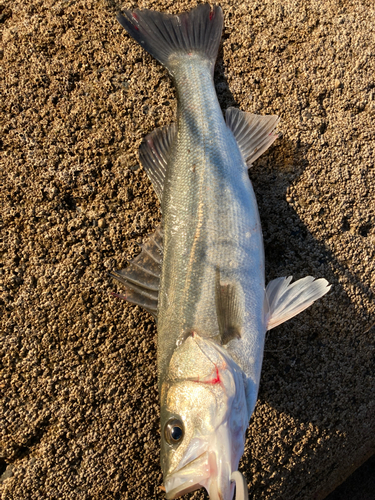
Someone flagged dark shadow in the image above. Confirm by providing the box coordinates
[325,454,375,500]
[214,38,238,110]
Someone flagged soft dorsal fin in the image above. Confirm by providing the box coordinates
[226,107,280,167]
[139,124,177,202]
[215,269,244,345]
[265,276,331,330]
[110,226,163,318]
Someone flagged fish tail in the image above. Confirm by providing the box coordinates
[117,4,223,75]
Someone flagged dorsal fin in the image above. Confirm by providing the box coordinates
[265,276,331,330]
[215,269,244,345]
[110,226,163,318]
[139,124,177,202]
[226,107,280,167]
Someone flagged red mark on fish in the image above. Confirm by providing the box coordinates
[132,12,139,30]
[110,291,127,300]
[209,366,221,384]
[193,365,221,385]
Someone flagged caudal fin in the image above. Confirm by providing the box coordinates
[117,4,223,75]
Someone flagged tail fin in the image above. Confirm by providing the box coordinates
[117,4,223,75]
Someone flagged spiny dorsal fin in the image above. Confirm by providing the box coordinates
[215,269,244,345]
[226,107,280,167]
[139,124,177,203]
[110,226,163,318]
[265,276,331,330]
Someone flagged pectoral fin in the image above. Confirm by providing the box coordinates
[215,269,244,345]
[265,276,331,330]
[110,226,163,317]
[226,107,280,167]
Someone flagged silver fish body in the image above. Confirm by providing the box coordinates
[158,54,265,413]
[158,54,264,498]
[114,5,331,500]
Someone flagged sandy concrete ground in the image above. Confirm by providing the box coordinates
[1,0,374,499]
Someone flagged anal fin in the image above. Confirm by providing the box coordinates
[110,226,163,318]
[265,276,331,330]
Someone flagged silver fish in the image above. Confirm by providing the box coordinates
[113,4,331,500]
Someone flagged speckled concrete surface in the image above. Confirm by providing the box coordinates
[1,0,374,499]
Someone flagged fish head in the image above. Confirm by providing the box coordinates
[160,333,249,500]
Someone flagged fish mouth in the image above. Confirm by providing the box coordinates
[164,452,210,499]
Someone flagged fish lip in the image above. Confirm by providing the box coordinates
[164,452,210,499]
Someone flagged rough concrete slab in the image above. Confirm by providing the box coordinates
[1,0,374,499]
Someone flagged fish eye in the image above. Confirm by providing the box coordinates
[164,418,184,445]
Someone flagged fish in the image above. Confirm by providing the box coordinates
[112,4,331,500]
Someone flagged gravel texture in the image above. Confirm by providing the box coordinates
[1,0,374,499]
